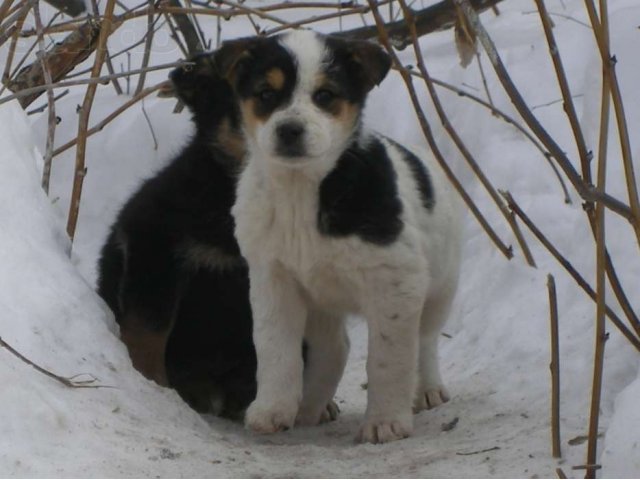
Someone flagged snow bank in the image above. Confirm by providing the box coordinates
[602,363,640,478]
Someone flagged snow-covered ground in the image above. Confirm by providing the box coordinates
[1,0,639,477]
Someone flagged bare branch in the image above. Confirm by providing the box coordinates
[547,274,561,459]
[367,0,514,261]
[42,0,86,17]
[66,0,118,243]
[338,0,503,49]
[0,335,109,389]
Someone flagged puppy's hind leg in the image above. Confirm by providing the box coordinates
[296,310,349,426]
[117,235,183,386]
[358,276,422,444]
[413,288,455,412]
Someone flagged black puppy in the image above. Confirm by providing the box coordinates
[97,53,255,418]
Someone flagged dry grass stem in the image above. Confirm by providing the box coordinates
[52,82,166,157]
[399,0,536,267]
[0,0,16,22]
[0,61,186,106]
[583,0,640,250]
[32,1,57,194]
[66,0,117,242]
[534,0,592,186]
[585,3,610,476]
[134,0,157,95]
[547,274,561,458]
[419,71,571,203]
[502,190,640,352]
[453,0,635,226]
[0,335,109,389]
[368,0,514,261]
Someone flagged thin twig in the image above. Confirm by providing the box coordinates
[501,190,640,352]
[264,0,392,36]
[419,71,571,203]
[547,274,561,459]
[367,0,513,261]
[0,0,15,23]
[399,0,535,266]
[456,446,501,456]
[534,0,592,186]
[52,83,166,157]
[1,0,29,86]
[134,0,157,95]
[572,464,601,471]
[66,0,117,243]
[338,0,504,49]
[26,89,69,115]
[165,0,203,54]
[585,3,609,476]
[163,9,189,57]
[0,0,35,38]
[531,94,584,111]
[33,1,57,195]
[64,15,166,80]
[453,0,636,226]
[0,61,186,106]
[141,98,158,150]
[533,0,640,338]
[89,0,123,96]
[0,335,109,389]
[475,50,495,110]
[523,10,591,29]
[583,0,640,250]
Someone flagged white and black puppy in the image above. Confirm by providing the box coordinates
[217,30,462,443]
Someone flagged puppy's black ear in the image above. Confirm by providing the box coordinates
[213,37,258,86]
[348,40,391,91]
[168,52,217,108]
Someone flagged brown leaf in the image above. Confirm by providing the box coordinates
[454,7,477,68]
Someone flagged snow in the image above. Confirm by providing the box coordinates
[1,0,639,477]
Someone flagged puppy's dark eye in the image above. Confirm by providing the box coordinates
[313,89,336,106]
[256,88,277,103]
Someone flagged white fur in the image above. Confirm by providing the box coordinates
[232,31,462,443]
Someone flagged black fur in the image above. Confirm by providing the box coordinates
[220,36,297,118]
[388,138,435,211]
[318,137,404,246]
[324,36,392,101]
[97,53,256,418]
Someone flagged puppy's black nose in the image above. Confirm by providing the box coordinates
[276,122,304,146]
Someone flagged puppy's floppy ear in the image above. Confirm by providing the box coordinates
[213,37,258,86]
[348,39,391,91]
[168,52,217,107]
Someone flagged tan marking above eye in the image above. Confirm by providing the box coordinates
[265,68,285,90]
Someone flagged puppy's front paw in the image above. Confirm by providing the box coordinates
[356,417,412,444]
[245,399,298,434]
[413,385,450,412]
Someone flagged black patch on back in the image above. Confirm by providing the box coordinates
[387,138,435,211]
[318,137,403,246]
